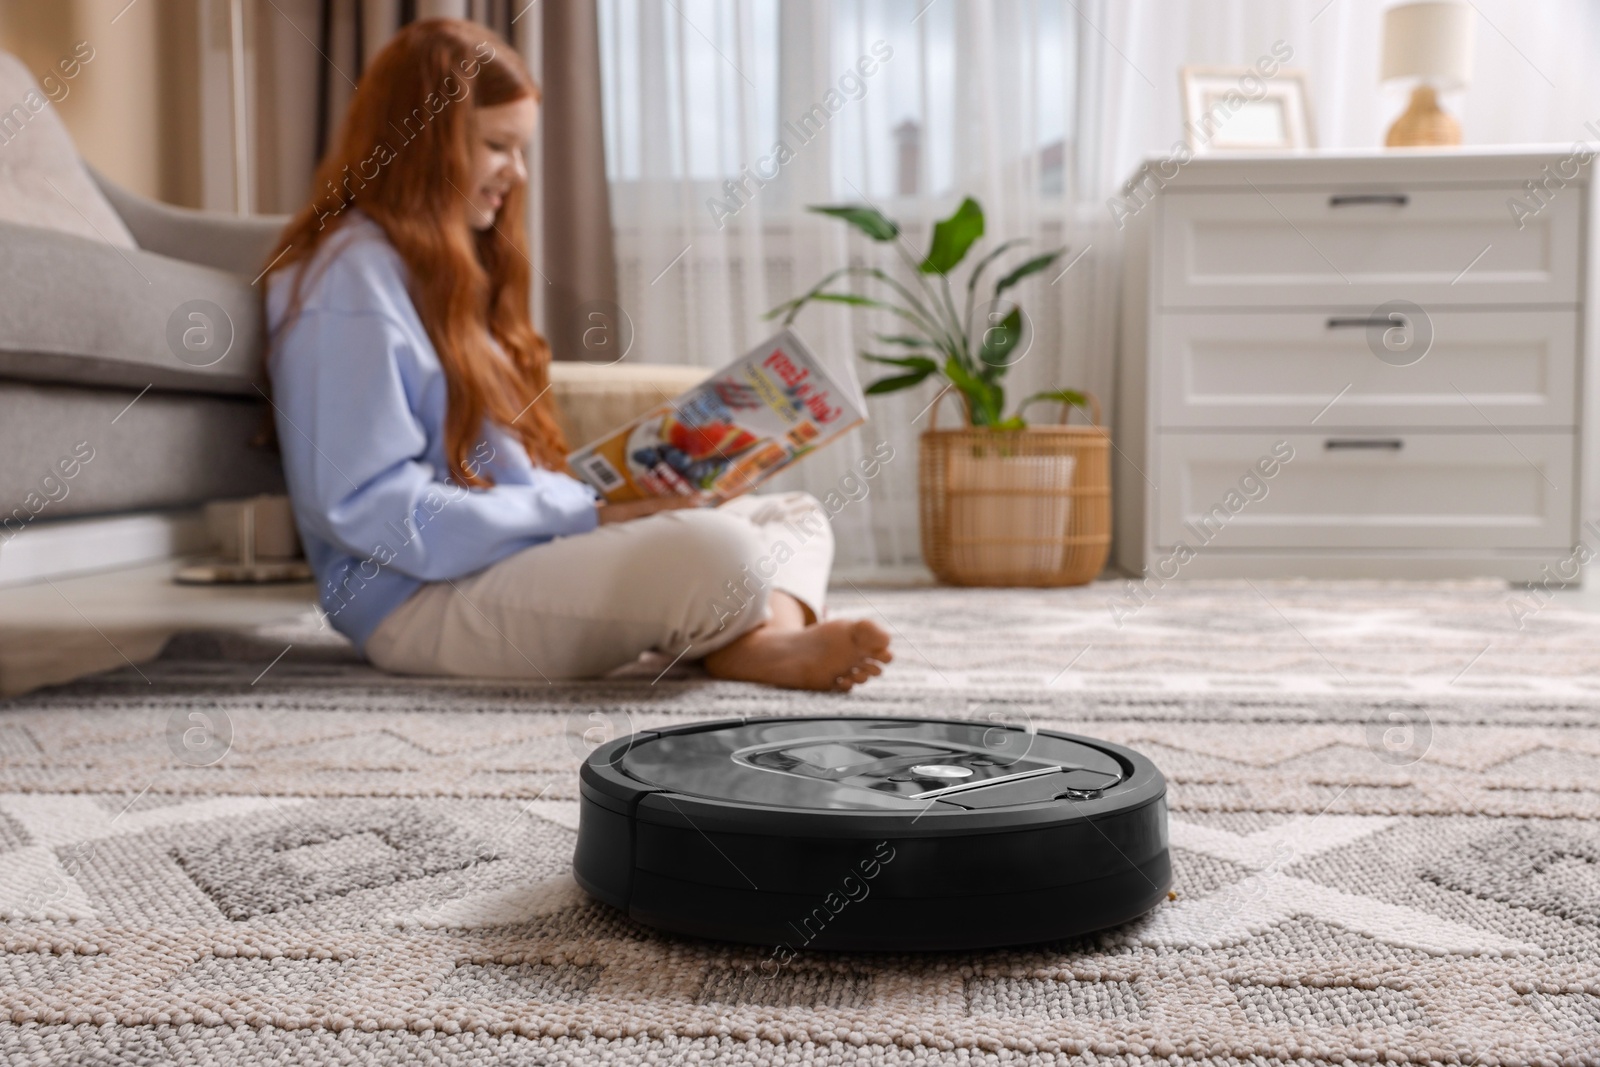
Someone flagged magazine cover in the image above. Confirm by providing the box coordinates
[567,330,866,504]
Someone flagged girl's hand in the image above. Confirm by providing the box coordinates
[595,495,707,525]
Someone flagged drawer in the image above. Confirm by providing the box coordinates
[1160,187,1580,307]
[1154,432,1574,550]
[1156,310,1578,428]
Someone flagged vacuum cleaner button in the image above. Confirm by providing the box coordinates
[911,764,973,779]
[1058,767,1121,791]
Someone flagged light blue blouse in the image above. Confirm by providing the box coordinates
[265,210,599,650]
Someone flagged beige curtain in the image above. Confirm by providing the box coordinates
[538,0,620,361]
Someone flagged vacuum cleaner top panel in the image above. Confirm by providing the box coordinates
[614,717,1129,812]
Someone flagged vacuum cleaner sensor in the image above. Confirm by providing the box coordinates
[574,716,1170,951]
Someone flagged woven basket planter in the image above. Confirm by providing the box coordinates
[919,392,1111,587]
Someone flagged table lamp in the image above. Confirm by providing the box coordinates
[1380,0,1475,147]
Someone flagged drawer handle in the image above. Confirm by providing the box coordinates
[1326,315,1404,330]
[1329,193,1409,207]
[1325,438,1404,451]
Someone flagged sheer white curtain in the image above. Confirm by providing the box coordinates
[598,0,1115,569]
[595,0,1600,572]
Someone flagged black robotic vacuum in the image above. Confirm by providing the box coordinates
[574,716,1170,952]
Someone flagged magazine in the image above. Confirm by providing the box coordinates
[567,330,866,504]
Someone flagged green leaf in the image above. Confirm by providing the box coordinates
[995,415,1026,431]
[764,265,855,321]
[976,306,1024,374]
[808,204,900,241]
[763,299,800,321]
[942,355,1002,424]
[1017,388,1091,422]
[1026,388,1089,409]
[919,197,984,275]
[865,370,934,395]
[994,249,1065,297]
[965,239,1027,299]
[875,333,935,349]
[942,353,984,393]
[808,292,881,309]
[862,353,939,373]
[767,265,952,340]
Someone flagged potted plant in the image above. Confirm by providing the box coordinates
[768,197,1111,586]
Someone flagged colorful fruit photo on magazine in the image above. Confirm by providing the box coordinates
[624,411,767,497]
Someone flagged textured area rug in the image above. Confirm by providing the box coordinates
[0,580,1597,1066]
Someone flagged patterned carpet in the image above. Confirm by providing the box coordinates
[0,580,1597,1065]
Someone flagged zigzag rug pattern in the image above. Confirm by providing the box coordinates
[0,582,1595,1065]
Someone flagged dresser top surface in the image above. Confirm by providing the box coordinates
[1131,144,1595,188]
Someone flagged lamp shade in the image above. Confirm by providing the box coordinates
[1381,1,1475,89]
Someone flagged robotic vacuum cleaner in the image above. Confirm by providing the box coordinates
[574,716,1170,951]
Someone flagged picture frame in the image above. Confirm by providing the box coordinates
[1180,66,1316,153]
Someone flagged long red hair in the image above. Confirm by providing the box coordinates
[264,18,567,485]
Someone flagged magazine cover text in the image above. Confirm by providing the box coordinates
[567,331,865,504]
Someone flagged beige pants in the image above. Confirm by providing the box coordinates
[364,491,834,680]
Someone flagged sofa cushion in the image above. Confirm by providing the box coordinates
[0,364,706,528]
[0,219,265,395]
[0,380,283,528]
[0,53,136,249]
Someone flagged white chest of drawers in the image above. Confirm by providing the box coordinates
[1114,147,1599,582]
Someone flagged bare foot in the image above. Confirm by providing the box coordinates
[704,618,893,692]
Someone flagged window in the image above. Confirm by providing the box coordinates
[598,0,1081,208]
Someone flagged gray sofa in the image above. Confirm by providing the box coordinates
[0,182,289,523]
[0,49,288,529]
[0,49,713,559]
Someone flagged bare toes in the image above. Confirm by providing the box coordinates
[850,620,892,651]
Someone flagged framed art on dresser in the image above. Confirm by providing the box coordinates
[1180,66,1315,153]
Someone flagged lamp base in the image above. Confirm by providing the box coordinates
[1386,85,1461,147]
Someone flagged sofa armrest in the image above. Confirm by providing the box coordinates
[90,167,291,279]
